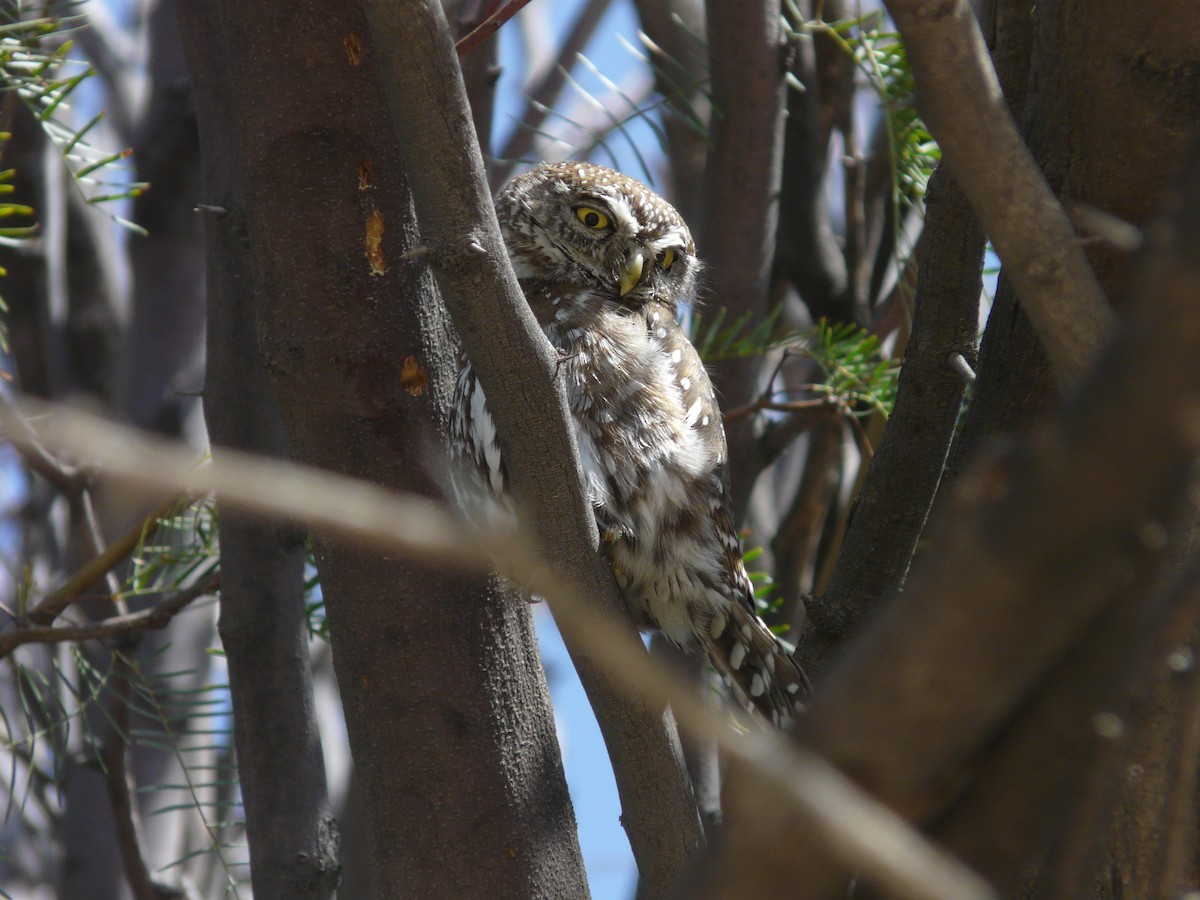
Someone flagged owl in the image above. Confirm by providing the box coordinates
[450,161,809,725]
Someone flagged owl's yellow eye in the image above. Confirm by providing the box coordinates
[575,206,609,230]
[659,249,676,272]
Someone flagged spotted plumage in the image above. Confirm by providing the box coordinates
[449,161,809,725]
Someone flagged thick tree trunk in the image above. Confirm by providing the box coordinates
[180,3,340,895]
[1015,0,1200,891]
[177,2,588,896]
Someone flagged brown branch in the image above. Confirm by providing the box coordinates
[704,0,788,521]
[28,494,185,626]
[775,0,853,323]
[768,420,843,628]
[0,394,87,495]
[799,164,984,674]
[0,398,176,621]
[14,400,993,900]
[0,573,219,660]
[763,133,1200,895]
[179,1,342,890]
[74,488,124,612]
[880,0,1114,388]
[722,394,840,424]
[1148,614,1200,896]
[454,0,533,59]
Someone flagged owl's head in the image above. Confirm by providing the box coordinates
[496,162,697,309]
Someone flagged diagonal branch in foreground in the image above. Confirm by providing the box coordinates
[7,399,994,900]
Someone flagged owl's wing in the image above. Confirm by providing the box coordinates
[448,359,515,528]
[657,310,728,475]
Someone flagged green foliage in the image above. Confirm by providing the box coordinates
[691,307,900,419]
[691,303,787,362]
[0,2,148,231]
[128,498,220,599]
[741,542,787,628]
[616,28,710,141]
[129,658,247,893]
[305,555,327,640]
[802,319,901,417]
[1,498,246,890]
[786,6,940,217]
[0,3,147,353]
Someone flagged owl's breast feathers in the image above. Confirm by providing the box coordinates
[543,292,808,722]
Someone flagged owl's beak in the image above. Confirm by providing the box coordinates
[618,251,645,297]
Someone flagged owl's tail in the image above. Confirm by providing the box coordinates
[701,602,811,726]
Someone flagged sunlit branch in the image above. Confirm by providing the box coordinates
[1,397,994,900]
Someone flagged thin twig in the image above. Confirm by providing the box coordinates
[0,573,219,659]
[843,410,875,464]
[74,488,125,612]
[723,394,841,424]
[495,0,616,177]
[455,0,533,58]
[29,494,186,626]
[0,395,88,495]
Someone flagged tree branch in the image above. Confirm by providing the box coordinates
[178,2,342,891]
[13,398,993,900]
[880,0,1114,388]
[730,132,1200,895]
[0,394,88,495]
[0,574,219,660]
[495,0,615,181]
[631,0,708,227]
[182,0,587,891]
[799,163,984,674]
[360,2,704,890]
[27,495,184,626]
[455,0,532,58]
[102,651,181,900]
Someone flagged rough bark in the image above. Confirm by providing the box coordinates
[952,0,1199,475]
[944,0,1048,480]
[1014,4,1200,890]
[179,4,340,895]
[178,1,589,896]
[361,3,704,893]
